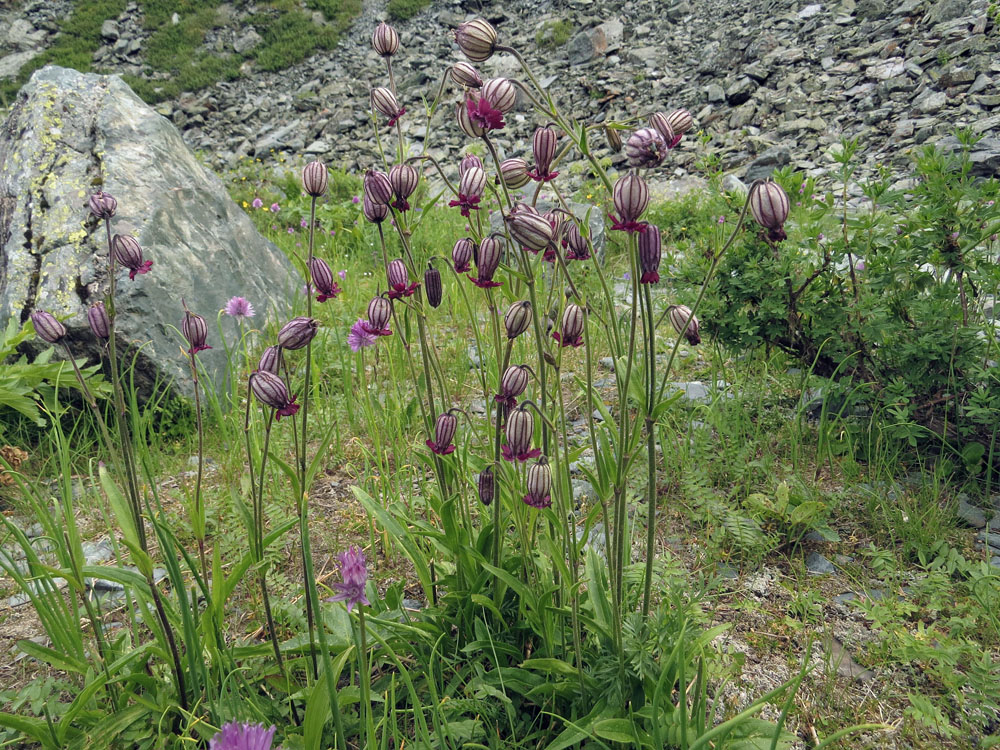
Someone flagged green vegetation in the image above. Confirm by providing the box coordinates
[1,0,362,106]
[535,18,574,49]
[386,0,432,22]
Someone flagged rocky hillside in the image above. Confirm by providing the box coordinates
[1,0,998,193]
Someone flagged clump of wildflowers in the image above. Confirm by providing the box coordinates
[331,545,369,612]
[225,296,256,319]
[209,722,277,750]
[349,318,378,351]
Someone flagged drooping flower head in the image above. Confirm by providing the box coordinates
[456,99,487,138]
[365,296,393,337]
[463,91,505,133]
[666,108,693,144]
[449,166,486,217]
[363,194,389,224]
[502,406,540,462]
[225,296,256,320]
[648,112,676,151]
[258,346,282,375]
[609,174,649,233]
[625,127,668,169]
[499,157,530,190]
[88,302,110,340]
[553,303,584,347]
[529,127,559,182]
[749,179,790,243]
[454,18,498,63]
[372,22,399,57]
[209,721,277,750]
[112,234,154,279]
[426,411,458,455]
[523,460,552,509]
[478,467,495,506]
[331,545,369,612]
[250,370,299,420]
[30,310,66,345]
[371,87,405,126]
[88,191,117,220]
[389,163,419,212]
[668,305,701,346]
[386,258,419,299]
[451,62,483,88]
[605,126,623,153]
[565,222,590,261]
[496,364,529,407]
[504,300,532,339]
[470,236,503,288]
[460,153,484,176]
[452,238,474,273]
[309,258,341,302]
[364,169,393,206]
[424,265,443,308]
[638,224,661,284]
[182,309,211,355]
[507,206,553,252]
[348,318,378,351]
[482,78,516,113]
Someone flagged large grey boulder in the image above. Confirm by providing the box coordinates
[0,66,296,399]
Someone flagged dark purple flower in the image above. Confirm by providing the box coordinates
[330,545,369,612]
[30,310,66,344]
[310,258,341,302]
[470,236,503,288]
[638,224,661,284]
[112,234,153,279]
[552,303,584,347]
[523,461,552,509]
[250,370,299,420]
[478,467,495,506]
[426,412,458,455]
[502,407,540,462]
[182,309,211,355]
[452,238,474,273]
[88,302,110,340]
[464,92,505,132]
[528,127,559,182]
[386,259,419,299]
[209,721,277,750]
[365,296,393,336]
[424,265,443,308]
[89,191,117,220]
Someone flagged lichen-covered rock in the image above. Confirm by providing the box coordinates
[0,66,295,399]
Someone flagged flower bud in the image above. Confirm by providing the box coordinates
[451,62,483,88]
[478,467,495,506]
[504,300,532,339]
[638,224,661,284]
[89,191,117,219]
[364,169,393,205]
[669,305,700,345]
[277,316,319,350]
[532,127,558,178]
[389,163,419,209]
[625,127,667,168]
[452,238,474,272]
[371,87,404,124]
[87,302,110,340]
[666,108,693,137]
[372,22,399,57]
[182,309,211,354]
[555,304,584,347]
[749,179,790,242]
[524,460,552,509]
[613,174,649,225]
[507,209,553,252]
[565,222,590,260]
[30,310,66,344]
[499,158,530,189]
[460,153,484,175]
[302,161,328,197]
[498,364,529,403]
[310,257,341,302]
[604,126,622,153]
[648,112,675,147]
[426,412,457,455]
[482,77,516,113]
[543,211,565,246]
[475,236,503,283]
[424,265,443,308]
[363,194,389,224]
[366,296,393,334]
[258,345,282,375]
[250,370,299,420]
[456,99,486,138]
[455,18,498,63]
[505,407,534,458]
[112,234,154,279]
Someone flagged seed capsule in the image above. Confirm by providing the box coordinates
[302,160,328,197]
[478,467,495,506]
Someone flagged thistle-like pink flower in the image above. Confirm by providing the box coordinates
[331,545,369,612]
[348,318,378,351]
[224,296,256,319]
[209,721,277,750]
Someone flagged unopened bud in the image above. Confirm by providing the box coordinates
[367,296,393,332]
[605,126,622,153]
[451,62,483,88]
[666,108,693,137]
[363,194,389,224]
[390,163,419,208]
[30,310,66,344]
[277,316,319,350]
[499,364,529,402]
[372,22,399,57]
[669,305,700,345]
[310,257,341,302]
[482,77,516,113]
[478,467,495,506]
[556,304,584,347]
[500,158,530,189]
[371,87,404,124]
[506,408,534,458]
[302,161,328,197]
[424,265,443,308]
[454,18,498,63]
[87,302,110,340]
[250,370,299,420]
[460,153,484,175]
[504,301,532,339]
[89,191,117,219]
[648,112,675,147]
[364,169,393,205]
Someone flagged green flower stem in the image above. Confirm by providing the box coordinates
[357,607,375,750]
[640,281,658,617]
[187,347,208,584]
[492,339,513,570]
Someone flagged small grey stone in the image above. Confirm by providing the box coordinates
[717,563,739,580]
[234,29,263,55]
[956,496,987,529]
[599,356,615,371]
[806,551,835,575]
[976,531,1000,551]
[744,145,791,181]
